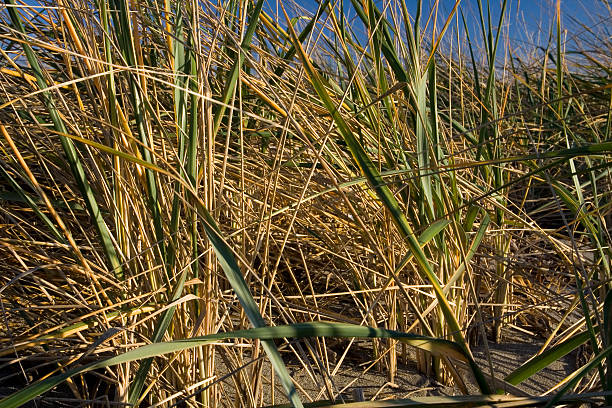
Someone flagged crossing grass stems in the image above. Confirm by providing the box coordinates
[0,0,610,407]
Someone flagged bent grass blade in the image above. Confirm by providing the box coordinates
[0,322,471,408]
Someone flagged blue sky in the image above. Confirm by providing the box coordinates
[17,0,610,59]
[292,0,610,30]
[276,0,610,58]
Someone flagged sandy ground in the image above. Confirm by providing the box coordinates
[211,331,579,407]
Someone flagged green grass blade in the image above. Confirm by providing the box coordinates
[212,0,265,136]
[266,394,606,408]
[109,0,166,265]
[0,322,470,408]
[167,4,189,270]
[545,344,612,408]
[273,0,330,78]
[0,159,65,244]
[605,290,612,399]
[349,0,407,83]
[418,219,451,246]
[504,329,595,386]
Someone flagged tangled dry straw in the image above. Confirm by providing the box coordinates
[0,0,610,407]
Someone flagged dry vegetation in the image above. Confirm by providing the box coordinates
[0,0,610,407]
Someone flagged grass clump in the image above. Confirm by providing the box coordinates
[0,0,610,407]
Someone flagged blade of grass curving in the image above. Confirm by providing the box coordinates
[5,0,123,281]
[0,322,471,408]
[284,9,490,394]
[504,328,596,386]
[445,213,490,292]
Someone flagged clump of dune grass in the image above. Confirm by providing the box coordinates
[0,0,610,407]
